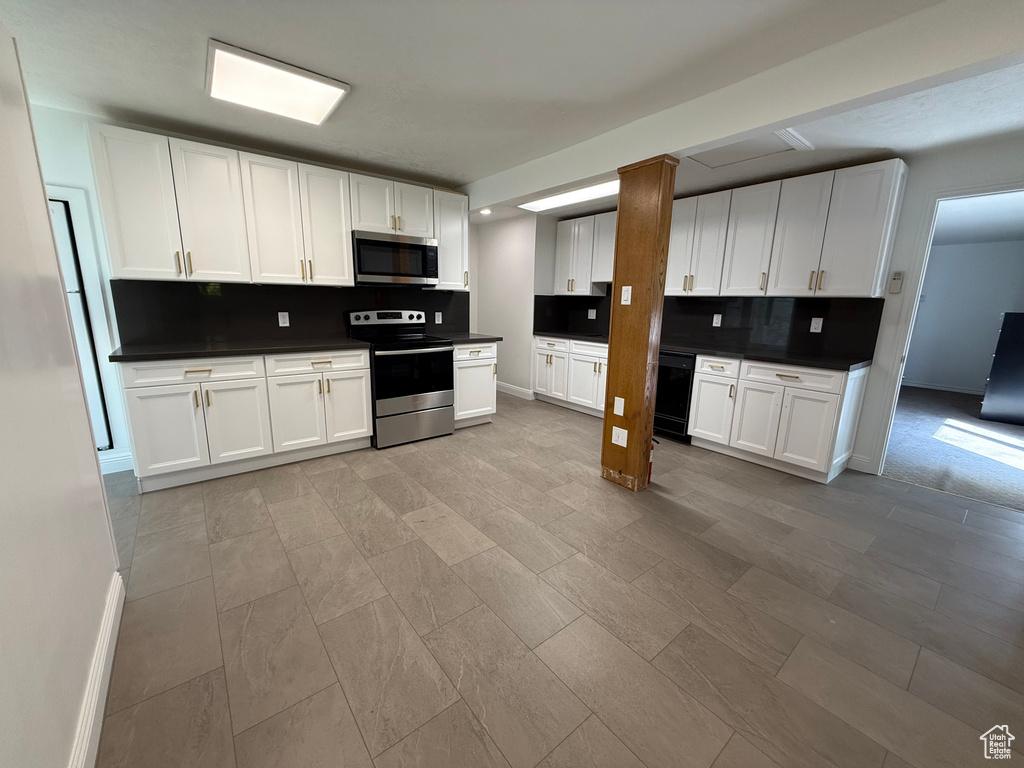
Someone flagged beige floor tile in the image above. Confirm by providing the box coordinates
[952,539,1024,583]
[545,511,662,581]
[488,478,575,525]
[415,464,507,520]
[498,454,568,493]
[233,683,372,768]
[201,471,258,500]
[98,668,233,768]
[403,502,494,566]
[127,521,211,601]
[107,490,143,521]
[778,637,997,768]
[345,448,402,479]
[474,507,576,573]
[883,754,915,768]
[658,466,758,508]
[366,472,439,516]
[331,492,419,557]
[425,605,589,768]
[892,505,1024,562]
[653,625,885,768]
[746,496,876,551]
[267,493,343,550]
[209,526,296,612]
[535,616,731,768]
[432,446,513,487]
[620,516,749,590]
[452,546,581,647]
[308,465,375,509]
[319,596,458,757]
[964,507,1024,541]
[219,586,336,734]
[678,491,792,542]
[204,486,273,544]
[388,450,445,484]
[288,533,387,624]
[111,514,138,570]
[296,452,349,477]
[634,559,801,673]
[888,490,969,523]
[535,715,644,768]
[541,554,687,660]
[137,484,205,536]
[711,734,781,768]
[254,463,315,504]
[699,522,843,598]
[374,699,511,768]
[548,481,646,531]
[728,568,919,686]
[935,583,1024,646]
[107,578,222,714]
[368,540,480,635]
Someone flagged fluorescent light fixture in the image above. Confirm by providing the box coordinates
[206,40,349,125]
[518,180,620,212]
[479,208,492,215]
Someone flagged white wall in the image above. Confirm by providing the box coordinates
[0,27,121,768]
[903,240,1024,393]
[475,214,537,393]
[851,134,1024,473]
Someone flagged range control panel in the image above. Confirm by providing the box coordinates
[350,310,425,325]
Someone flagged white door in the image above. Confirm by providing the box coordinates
[454,359,497,420]
[533,349,552,395]
[665,197,697,296]
[549,351,569,400]
[298,164,354,286]
[767,171,834,296]
[570,216,596,294]
[201,378,273,464]
[818,159,905,297]
[394,182,434,237]
[730,380,784,457]
[125,383,210,476]
[687,374,735,445]
[168,138,251,282]
[267,374,327,452]
[590,211,617,283]
[553,219,574,296]
[349,173,395,233]
[89,125,183,280]
[434,191,470,291]
[775,389,840,472]
[240,153,305,285]
[566,353,599,408]
[324,369,372,441]
[720,180,780,296]
[690,191,731,296]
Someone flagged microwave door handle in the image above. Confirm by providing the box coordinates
[374,347,455,356]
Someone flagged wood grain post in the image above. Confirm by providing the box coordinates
[600,154,678,491]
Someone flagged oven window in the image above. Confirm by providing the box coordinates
[357,242,425,276]
[374,350,454,402]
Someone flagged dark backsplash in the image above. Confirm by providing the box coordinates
[534,289,611,339]
[111,280,471,345]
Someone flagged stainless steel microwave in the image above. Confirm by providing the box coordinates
[353,231,439,286]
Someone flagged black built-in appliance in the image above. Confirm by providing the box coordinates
[654,349,696,443]
[349,310,454,448]
[353,231,439,286]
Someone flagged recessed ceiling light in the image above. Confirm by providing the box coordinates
[479,208,492,215]
[518,180,620,212]
[206,40,350,125]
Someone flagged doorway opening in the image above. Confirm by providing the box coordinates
[882,189,1024,511]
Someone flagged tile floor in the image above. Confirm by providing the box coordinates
[101,393,1024,767]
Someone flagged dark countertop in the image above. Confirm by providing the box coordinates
[533,331,870,372]
[446,332,504,344]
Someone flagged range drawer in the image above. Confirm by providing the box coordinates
[266,349,370,376]
[570,340,608,358]
[120,356,265,388]
[535,336,569,352]
[454,343,497,360]
[695,356,741,378]
[740,360,845,394]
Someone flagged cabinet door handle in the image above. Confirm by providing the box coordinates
[205,390,211,407]
[729,384,734,398]
[391,214,396,230]
[311,360,332,366]
[598,361,602,373]
[775,373,801,380]
[175,251,182,275]
[184,368,213,375]
[818,270,825,291]
[493,363,497,375]
[318,378,323,394]
[193,390,199,408]
[308,260,313,280]
[186,251,193,276]
[709,364,725,371]
[593,361,597,373]
[326,378,331,394]
[759,272,766,291]
[567,279,571,292]
[398,216,403,231]
[301,259,306,280]
[808,270,816,291]
[464,270,469,287]
[547,354,552,365]
[546,342,555,347]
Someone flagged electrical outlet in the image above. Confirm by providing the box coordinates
[588,309,597,320]
[278,312,290,327]
[611,426,628,447]
[810,317,823,333]
[621,286,632,305]
[712,313,722,327]
[613,397,624,416]
[434,311,442,324]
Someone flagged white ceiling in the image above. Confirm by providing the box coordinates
[932,190,1024,246]
[0,0,938,187]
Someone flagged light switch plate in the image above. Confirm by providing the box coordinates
[712,313,722,327]
[621,286,632,305]
[588,309,597,320]
[611,426,628,447]
[278,312,290,327]
[435,311,442,324]
[613,396,624,416]
[810,317,823,333]
[888,271,904,294]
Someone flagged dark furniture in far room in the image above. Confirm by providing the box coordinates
[981,312,1024,426]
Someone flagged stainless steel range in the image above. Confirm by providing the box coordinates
[349,310,454,448]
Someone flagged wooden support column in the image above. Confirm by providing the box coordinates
[600,154,678,491]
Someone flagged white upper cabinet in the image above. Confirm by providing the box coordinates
[168,138,251,282]
[434,191,470,291]
[554,219,575,296]
[553,216,600,295]
[394,182,434,237]
[90,125,183,280]
[590,211,617,283]
[240,153,305,285]
[201,378,273,464]
[690,191,732,296]
[298,164,354,286]
[665,197,698,296]
[767,171,834,296]
[349,173,396,234]
[817,158,907,297]
[720,180,781,296]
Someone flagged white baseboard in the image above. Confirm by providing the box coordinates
[847,454,879,474]
[901,380,985,396]
[534,393,604,419]
[68,572,124,768]
[98,449,133,474]
[497,381,535,400]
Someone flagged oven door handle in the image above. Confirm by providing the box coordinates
[374,347,455,356]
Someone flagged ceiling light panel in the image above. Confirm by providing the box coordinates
[206,41,350,125]
[519,180,620,212]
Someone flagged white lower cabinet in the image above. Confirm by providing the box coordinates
[325,370,373,441]
[535,337,606,410]
[567,354,605,410]
[533,349,569,399]
[688,372,737,445]
[775,389,840,472]
[729,380,784,457]
[267,373,328,452]
[454,359,497,421]
[202,378,274,464]
[125,383,211,476]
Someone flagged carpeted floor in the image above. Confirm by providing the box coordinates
[883,385,1024,512]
